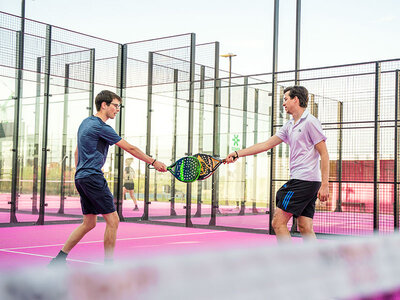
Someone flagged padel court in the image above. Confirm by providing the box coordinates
[1,6,400,299]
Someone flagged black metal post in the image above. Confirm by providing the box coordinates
[10,29,25,223]
[142,51,154,221]
[88,49,95,116]
[373,62,381,232]
[394,70,399,230]
[115,44,127,221]
[170,69,178,216]
[239,76,248,216]
[210,42,220,226]
[335,101,343,212]
[195,65,206,217]
[185,33,196,228]
[252,89,259,214]
[31,58,41,214]
[58,63,70,214]
[295,0,301,83]
[153,139,158,202]
[36,25,52,225]
[269,0,279,235]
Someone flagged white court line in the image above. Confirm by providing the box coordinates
[0,231,226,251]
[167,241,200,245]
[0,249,101,265]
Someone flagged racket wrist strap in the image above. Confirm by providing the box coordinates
[151,159,156,166]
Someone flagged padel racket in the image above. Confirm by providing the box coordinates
[193,153,237,180]
[148,156,201,183]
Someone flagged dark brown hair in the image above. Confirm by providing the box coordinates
[95,90,122,111]
[283,86,309,108]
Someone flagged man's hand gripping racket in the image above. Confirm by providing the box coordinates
[225,151,240,164]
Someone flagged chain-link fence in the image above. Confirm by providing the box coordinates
[1,11,399,236]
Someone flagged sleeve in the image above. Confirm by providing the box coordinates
[275,121,289,144]
[307,118,327,145]
[100,124,122,145]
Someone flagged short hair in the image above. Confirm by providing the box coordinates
[283,86,309,108]
[95,90,122,111]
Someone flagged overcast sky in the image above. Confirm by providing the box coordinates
[1,0,399,75]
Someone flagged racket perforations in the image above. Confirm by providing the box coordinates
[169,156,201,182]
[194,153,223,180]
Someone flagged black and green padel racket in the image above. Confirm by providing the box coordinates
[148,156,201,183]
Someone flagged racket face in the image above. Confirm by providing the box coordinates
[168,156,201,183]
[193,153,223,180]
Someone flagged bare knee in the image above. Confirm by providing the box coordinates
[105,213,120,230]
[82,220,96,232]
[272,217,285,231]
[298,222,313,235]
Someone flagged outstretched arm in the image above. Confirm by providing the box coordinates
[225,135,283,163]
[116,139,167,172]
[315,140,329,202]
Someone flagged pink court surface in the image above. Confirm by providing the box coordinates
[1,193,398,236]
[0,222,287,270]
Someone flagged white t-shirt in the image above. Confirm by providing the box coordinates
[275,110,327,182]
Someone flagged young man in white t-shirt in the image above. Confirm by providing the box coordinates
[225,86,329,241]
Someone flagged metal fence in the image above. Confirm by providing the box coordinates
[0,11,399,236]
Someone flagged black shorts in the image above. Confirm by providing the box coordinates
[75,174,116,215]
[276,179,321,218]
[123,182,135,190]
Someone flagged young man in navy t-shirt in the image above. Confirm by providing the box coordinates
[50,90,167,264]
[225,86,329,242]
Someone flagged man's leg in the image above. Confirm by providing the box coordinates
[271,207,293,242]
[102,211,120,261]
[49,214,97,265]
[297,216,317,240]
[297,216,316,241]
[62,214,97,253]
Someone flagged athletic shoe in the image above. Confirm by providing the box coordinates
[48,257,66,268]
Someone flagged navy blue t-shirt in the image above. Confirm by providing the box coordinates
[75,116,122,179]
